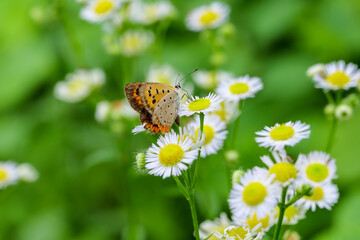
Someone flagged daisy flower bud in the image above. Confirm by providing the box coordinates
[136,153,146,171]
[324,103,336,118]
[219,23,236,38]
[335,104,353,120]
[225,150,239,165]
[232,170,244,185]
[17,163,39,182]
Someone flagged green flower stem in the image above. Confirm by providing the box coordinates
[188,192,200,240]
[191,113,205,188]
[230,100,244,149]
[325,90,342,153]
[273,187,288,240]
[173,176,189,199]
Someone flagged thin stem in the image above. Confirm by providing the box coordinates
[325,118,338,153]
[173,176,189,199]
[273,187,288,240]
[188,192,200,240]
[191,113,205,188]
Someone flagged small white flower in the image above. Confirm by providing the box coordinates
[54,69,105,103]
[234,212,276,234]
[17,163,39,182]
[80,0,122,23]
[199,212,232,240]
[146,63,179,85]
[0,161,19,189]
[274,204,306,225]
[97,99,138,123]
[216,75,263,103]
[179,93,223,116]
[95,101,111,123]
[193,70,234,90]
[306,63,326,78]
[186,2,230,32]
[214,223,264,240]
[255,121,311,151]
[145,131,198,178]
[228,168,282,219]
[335,104,353,120]
[129,1,175,25]
[296,182,339,211]
[119,30,154,57]
[179,126,205,150]
[188,115,228,158]
[261,151,297,186]
[295,151,337,185]
[312,60,359,90]
[211,100,240,124]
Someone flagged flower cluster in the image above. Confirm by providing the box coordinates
[0,161,39,189]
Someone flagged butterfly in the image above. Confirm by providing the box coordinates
[125,82,181,134]
[124,69,197,135]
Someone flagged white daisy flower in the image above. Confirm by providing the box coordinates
[214,223,263,240]
[146,63,179,85]
[234,212,275,234]
[261,151,297,186]
[129,1,175,25]
[0,161,19,189]
[306,63,326,78]
[54,69,105,103]
[186,2,230,32]
[80,0,122,23]
[211,100,240,124]
[187,115,228,158]
[199,212,232,240]
[295,151,337,185]
[193,70,234,90]
[216,75,263,103]
[296,182,339,211]
[119,30,154,57]
[95,101,111,123]
[17,163,39,182]
[312,60,359,90]
[228,167,282,219]
[179,93,223,116]
[179,126,205,150]
[145,131,198,179]
[255,121,311,151]
[274,204,306,225]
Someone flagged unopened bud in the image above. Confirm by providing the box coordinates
[324,103,336,118]
[136,153,146,171]
[297,184,313,197]
[210,52,226,67]
[225,150,239,165]
[342,93,359,107]
[232,170,244,184]
[219,23,236,38]
[335,104,353,120]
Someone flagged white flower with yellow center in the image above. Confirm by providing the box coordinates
[17,163,39,182]
[255,121,310,151]
[145,131,198,179]
[296,183,339,211]
[188,115,228,158]
[129,1,175,25]
[312,60,359,90]
[54,69,105,103]
[193,70,234,90]
[234,212,275,234]
[146,64,178,84]
[216,75,263,103]
[186,2,230,32]
[179,93,223,116]
[119,30,154,57]
[199,212,232,240]
[261,151,297,186]
[211,100,240,124]
[214,223,263,240]
[179,126,205,150]
[274,204,306,225]
[295,151,337,185]
[80,0,121,23]
[228,168,281,219]
[0,162,19,189]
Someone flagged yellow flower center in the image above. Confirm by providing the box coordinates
[68,80,86,93]
[306,163,329,182]
[157,73,171,84]
[158,144,184,166]
[95,0,113,14]
[247,213,269,231]
[188,98,211,111]
[209,225,227,240]
[243,182,267,206]
[226,226,247,239]
[284,206,299,222]
[270,124,295,141]
[326,71,350,87]
[214,102,226,121]
[200,10,218,25]
[203,125,215,145]
[269,162,297,183]
[229,83,250,94]
[304,187,324,201]
[0,168,8,181]
[123,35,141,49]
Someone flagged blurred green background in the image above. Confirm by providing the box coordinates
[1,0,360,239]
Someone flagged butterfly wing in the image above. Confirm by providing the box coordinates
[153,91,180,134]
[125,82,178,134]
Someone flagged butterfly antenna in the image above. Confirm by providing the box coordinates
[175,73,181,85]
[176,68,198,88]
